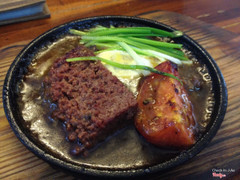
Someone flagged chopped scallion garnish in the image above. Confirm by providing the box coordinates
[68,25,191,81]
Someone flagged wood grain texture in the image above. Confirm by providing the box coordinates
[0,1,240,179]
[0,0,240,48]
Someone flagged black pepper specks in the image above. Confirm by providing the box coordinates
[143,99,150,105]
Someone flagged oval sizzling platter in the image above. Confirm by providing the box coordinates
[2,16,228,178]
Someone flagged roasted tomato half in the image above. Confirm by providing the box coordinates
[135,61,197,148]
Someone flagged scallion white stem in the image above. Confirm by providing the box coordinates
[118,42,152,76]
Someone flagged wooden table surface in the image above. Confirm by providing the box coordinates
[0,0,240,179]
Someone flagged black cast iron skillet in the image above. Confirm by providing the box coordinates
[2,16,227,179]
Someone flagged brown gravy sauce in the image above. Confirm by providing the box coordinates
[17,35,214,169]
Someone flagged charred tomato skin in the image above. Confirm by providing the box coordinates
[135,61,196,148]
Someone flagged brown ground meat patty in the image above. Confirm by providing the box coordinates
[44,45,137,156]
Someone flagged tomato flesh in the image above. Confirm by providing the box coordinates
[135,61,196,148]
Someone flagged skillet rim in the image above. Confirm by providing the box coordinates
[2,15,228,178]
